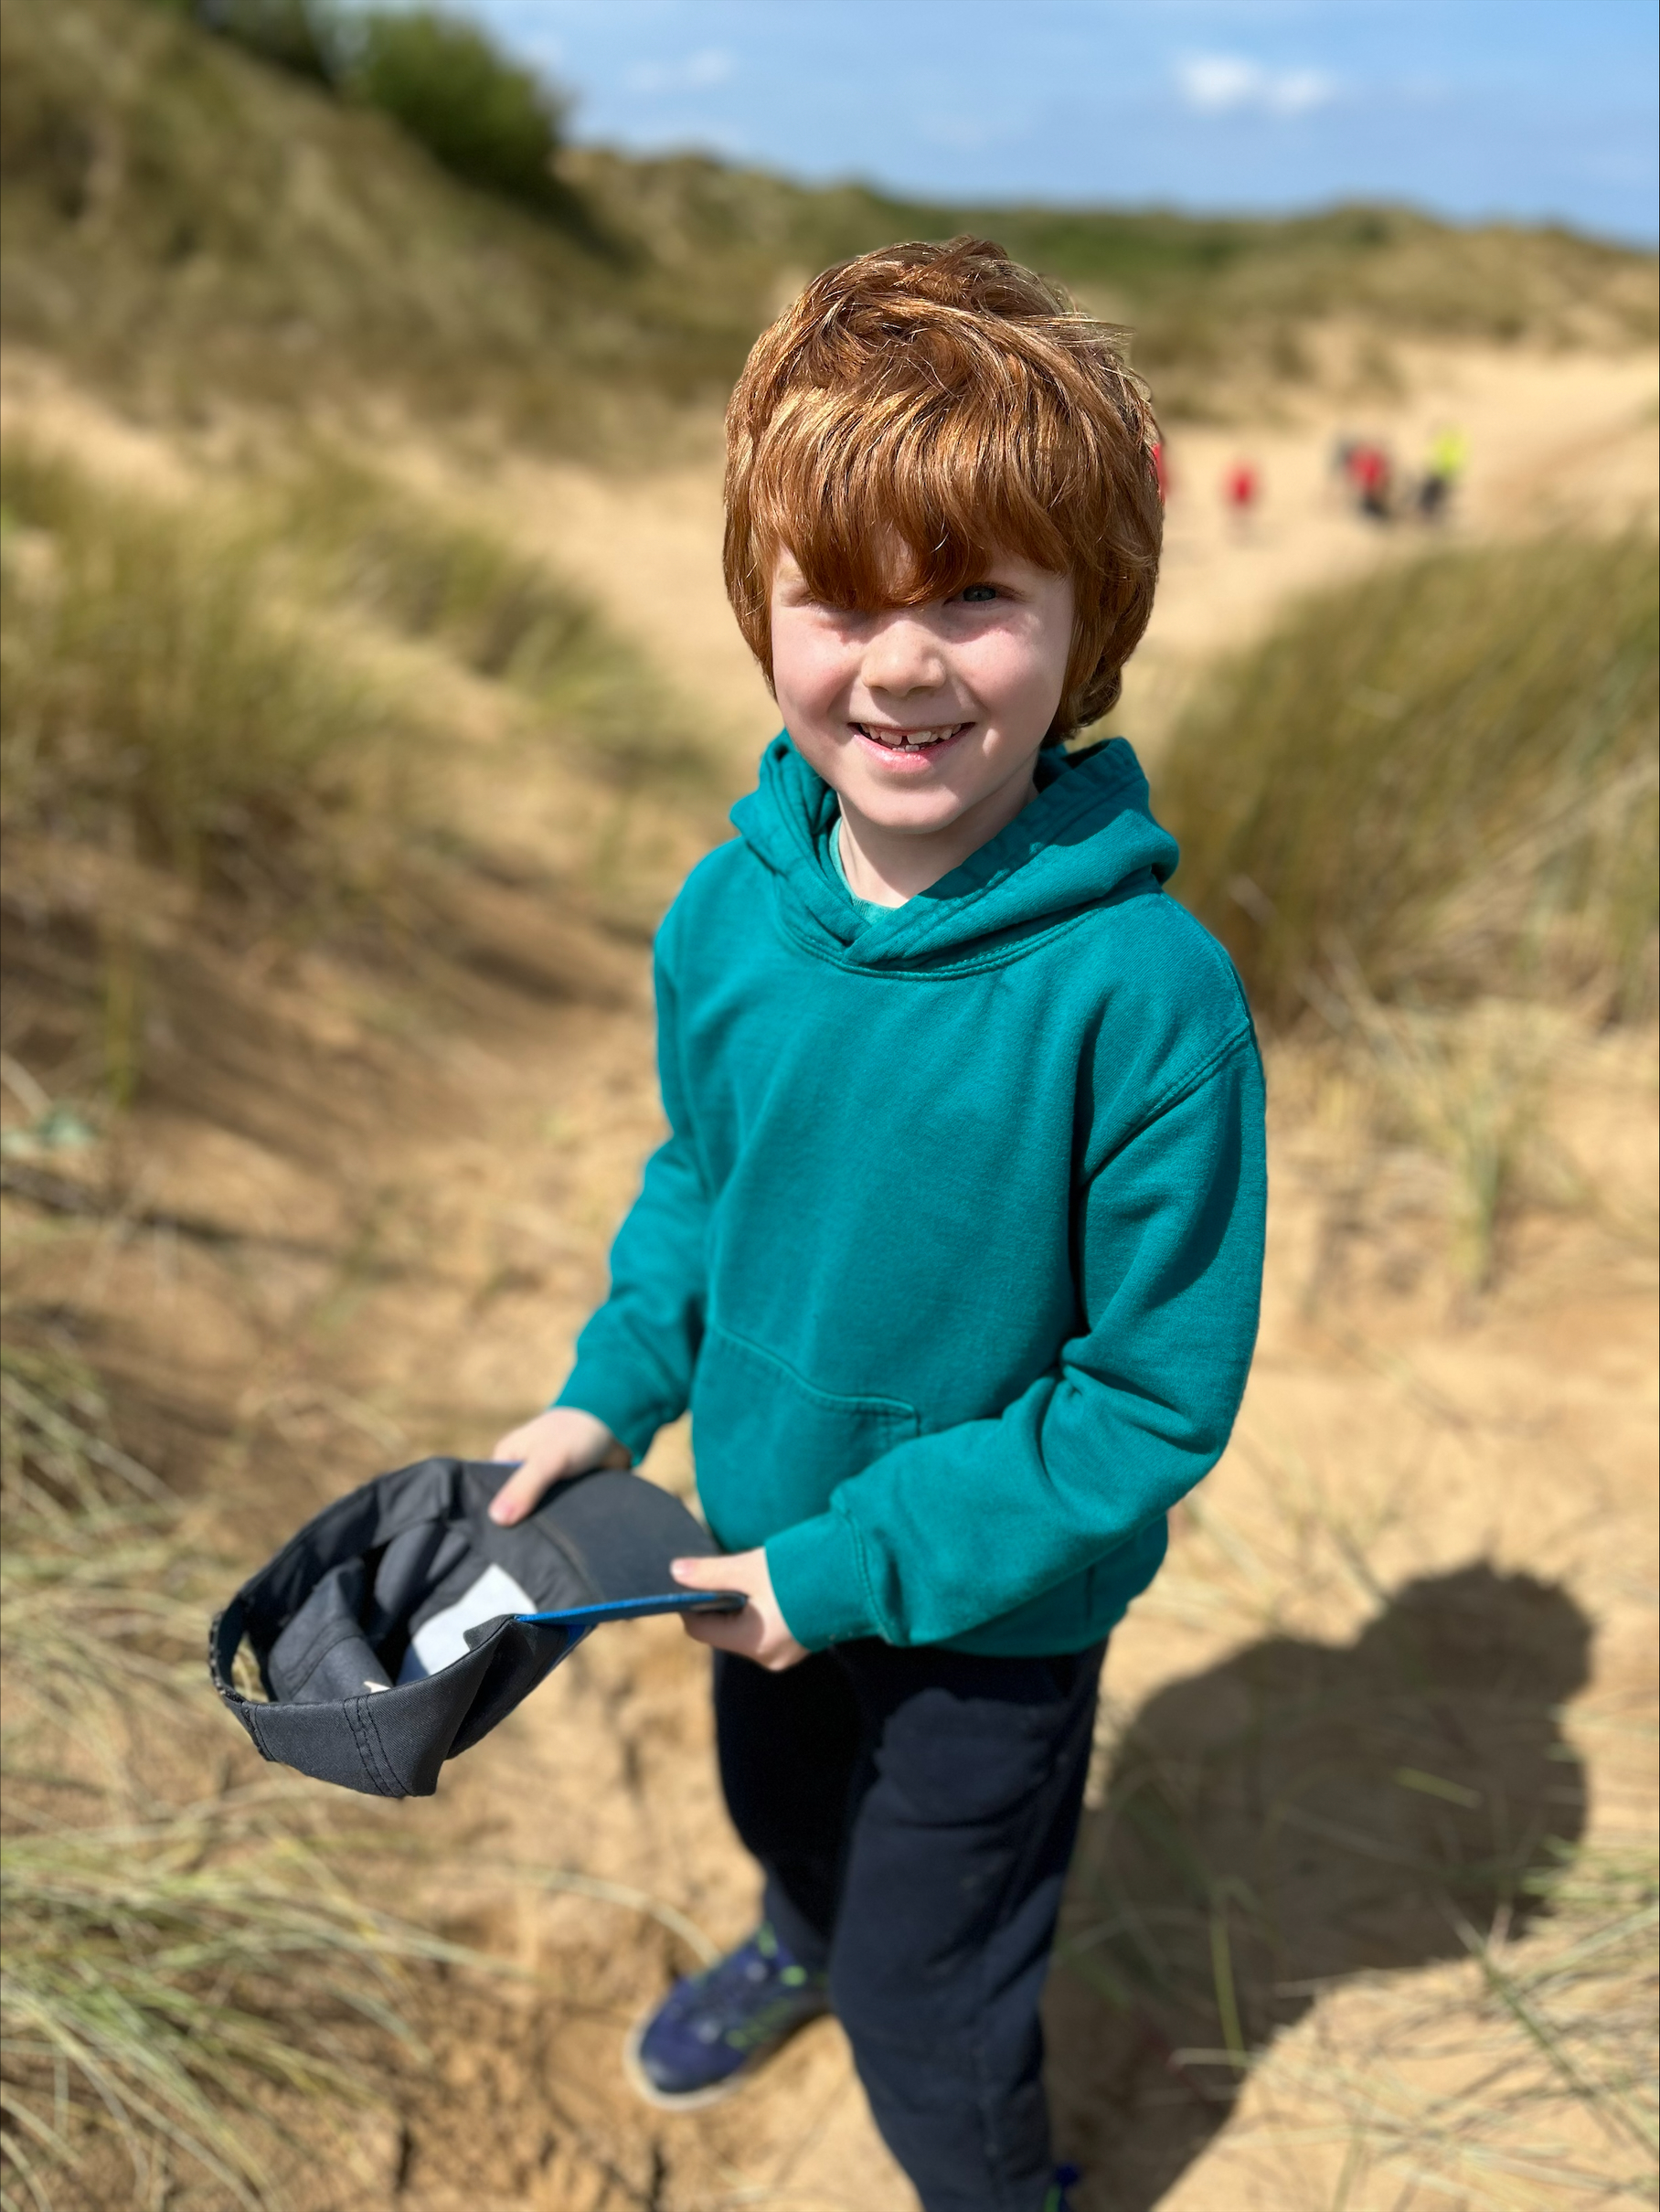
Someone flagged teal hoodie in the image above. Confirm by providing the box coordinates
[557,734,1266,1656]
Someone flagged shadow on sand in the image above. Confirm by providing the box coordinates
[1047,1564,1592,2208]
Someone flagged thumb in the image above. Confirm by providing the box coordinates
[490,1460,556,1526]
[670,1554,731,1589]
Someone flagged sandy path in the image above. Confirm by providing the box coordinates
[24,899,1653,2209]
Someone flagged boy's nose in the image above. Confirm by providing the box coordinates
[860,610,948,697]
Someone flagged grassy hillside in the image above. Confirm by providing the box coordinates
[3,0,1655,447]
[569,148,1660,414]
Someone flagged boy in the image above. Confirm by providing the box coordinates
[489,239,1266,2209]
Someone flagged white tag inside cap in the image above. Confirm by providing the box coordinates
[398,1562,537,1684]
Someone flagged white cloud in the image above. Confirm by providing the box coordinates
[1175,52,1338,118]
[623,48,735,97]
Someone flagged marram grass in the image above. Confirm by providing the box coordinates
[0,441,403,908]
[0,1345,483,2211]
[1156,535,1660,1026]
[0,1345,726,2209]
[268,452,709,778]
[0,434,709,928]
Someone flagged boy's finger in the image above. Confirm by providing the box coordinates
[488,1459,555,1526]
[680,1609,755,1657]
[669,1555,729,1589]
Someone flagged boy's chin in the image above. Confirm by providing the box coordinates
[840,778,983,835]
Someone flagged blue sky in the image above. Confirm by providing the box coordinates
[464,0,1658,245]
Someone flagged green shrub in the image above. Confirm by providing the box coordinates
[1155,537,1660,1025]
[191,3,584,227]
[346,7,578,221]
[189,0,335,83]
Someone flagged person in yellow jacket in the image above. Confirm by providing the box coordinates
[1419,424,1469,520]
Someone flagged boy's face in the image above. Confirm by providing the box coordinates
[769,548,1075,838]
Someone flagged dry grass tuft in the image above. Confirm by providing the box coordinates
[1157,535,1660,1028]
[1319,972,1575,1292]
[0,1342,505,2211]
[0,433,708,1119]
[1212,1843,1660,2211]
[269,453,709,778]
[0,441,408,910]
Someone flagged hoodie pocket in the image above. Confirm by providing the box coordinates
[690,1324,920,1550]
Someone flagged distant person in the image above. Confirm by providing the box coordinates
[1349,439,1393,521]
[1418,423,1469,521]
[1224,458,1260,529]
[481,241,1265,2207]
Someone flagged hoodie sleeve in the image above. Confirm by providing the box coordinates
[552,925,708,1461]
[764,1032,1267,1650]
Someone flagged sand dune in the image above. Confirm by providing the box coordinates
[1,333,1654,2209]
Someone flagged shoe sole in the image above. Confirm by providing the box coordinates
[620,1997,832,2113]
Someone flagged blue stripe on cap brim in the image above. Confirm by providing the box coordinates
[516,1590,746,1627]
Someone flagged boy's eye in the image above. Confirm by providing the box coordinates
[959,583,999,603]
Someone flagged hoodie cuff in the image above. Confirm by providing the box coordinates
[551,1361,674,1466]
[766,1509,886,1651]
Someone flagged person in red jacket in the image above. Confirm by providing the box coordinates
[1224,458,1260,534]
[1349,441,1393,520]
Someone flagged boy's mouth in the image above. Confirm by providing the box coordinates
[851,721,972,756]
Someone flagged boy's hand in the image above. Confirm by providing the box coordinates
[671,1548,807,1672]
[487,1405,629,1526]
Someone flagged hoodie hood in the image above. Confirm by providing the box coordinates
[729,732,1178,971]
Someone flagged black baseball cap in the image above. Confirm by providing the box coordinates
[209,1456,740,1799]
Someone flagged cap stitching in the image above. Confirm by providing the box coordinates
[345,1695,403,1797]
[242,1702,275,1764]
[359,1696,407,1796]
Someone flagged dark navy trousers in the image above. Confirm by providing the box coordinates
[714,1636,1104,2212]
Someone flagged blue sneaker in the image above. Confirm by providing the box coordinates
[623,1922,830,2109]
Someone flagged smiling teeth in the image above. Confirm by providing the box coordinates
[857,724,963,750]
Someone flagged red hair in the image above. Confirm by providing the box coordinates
[724,237,1163,735]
